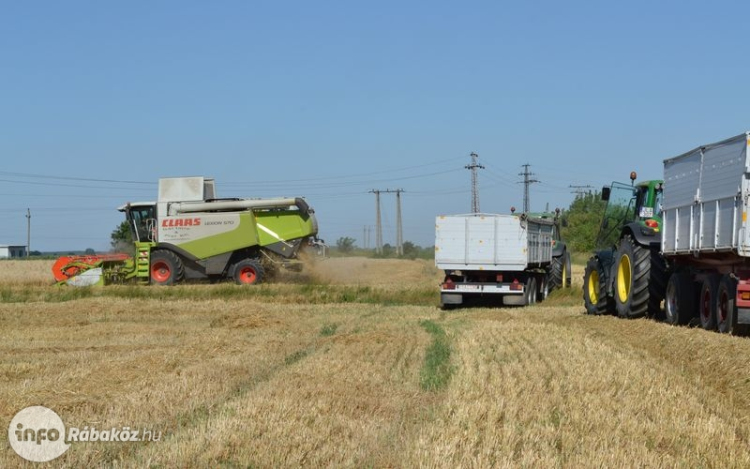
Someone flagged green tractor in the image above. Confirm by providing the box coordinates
[583,172,667,318]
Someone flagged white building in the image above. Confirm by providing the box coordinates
[0,245,27,259]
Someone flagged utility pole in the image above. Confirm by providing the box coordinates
[370,190,383,254]
[363,225,372,249]
[395,189,403,256]
[465,152,484,213]
[518,164,540,213]
[569,184,595,198]
[370,189,404,255]
[26,209,31,258]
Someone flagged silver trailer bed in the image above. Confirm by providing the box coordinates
[435,214,554,271]
[662,132,750,257]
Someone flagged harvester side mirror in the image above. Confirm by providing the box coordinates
[601,186,611,201]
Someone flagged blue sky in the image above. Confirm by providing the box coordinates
[2,1,749,251]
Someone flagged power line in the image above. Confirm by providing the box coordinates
[569,184,595,198]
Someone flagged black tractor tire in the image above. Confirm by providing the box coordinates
[717,275,739,334]
[548,253,565,291]
[664,271,696,325]
[699,275,720,331]
[614,235,666,319]
[548,251,572,291]
[233,258,265,285]
[150,250,185,286]
[583,256,612,315]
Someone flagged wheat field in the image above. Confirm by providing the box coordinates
[2,258,750,467]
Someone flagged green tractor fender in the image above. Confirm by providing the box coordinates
[623,221,661,248]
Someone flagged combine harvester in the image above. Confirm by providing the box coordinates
[583,131,750,334]
[53,176,324,286]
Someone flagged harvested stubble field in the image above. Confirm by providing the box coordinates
[2,258,750,467]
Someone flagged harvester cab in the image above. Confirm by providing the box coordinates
[123,203,158,243]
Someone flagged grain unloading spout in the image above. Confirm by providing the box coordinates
[167,197,308,216]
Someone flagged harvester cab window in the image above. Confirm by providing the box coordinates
[129,206,157,242]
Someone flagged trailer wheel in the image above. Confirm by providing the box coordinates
[150,250,184,286]
[699,275,720,330]
[664,271,695,325]
[233,259,264,285]
[614,235,665,319]
[583,256,611,315]
[717,275,738,334]
[526,277,537,306]
[537,276,549,302]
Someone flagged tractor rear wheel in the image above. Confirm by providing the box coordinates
[699,274,720,330]
[614,235,666,319]
[664,271,695,325]
[150,250,184,286]
[583,256,611,315]
[549,253,564,291]
[548,251,571,291]
[233,259,265,285]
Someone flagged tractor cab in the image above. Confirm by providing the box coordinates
[597,172,663,250]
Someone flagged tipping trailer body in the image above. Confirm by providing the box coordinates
[435,213,554,307]
[660,132,750,327]
[662,133,750,257]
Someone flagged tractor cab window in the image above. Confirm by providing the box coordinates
[597,182,636,249]
[128,205,157,242]
[635,186,652,219]
[654,186,663,218]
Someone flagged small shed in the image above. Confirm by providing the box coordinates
[0,245,27,259]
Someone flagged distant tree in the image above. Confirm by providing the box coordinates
[30,250,42,257]
[111,221,133,253]
[84,248,96,255]
[381,243,394,257]
[560,191,607,253]
[336,236,356,253]
[401,241,418,259]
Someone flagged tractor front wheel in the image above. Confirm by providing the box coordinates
[583,256,611,315]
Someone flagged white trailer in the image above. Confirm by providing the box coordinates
[435,213,568,308]
[661,132,750,332]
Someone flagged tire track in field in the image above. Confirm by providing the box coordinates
[406,309,750,467]
[128,304,433,468]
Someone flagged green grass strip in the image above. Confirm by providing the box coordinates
[419,319,453,391]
